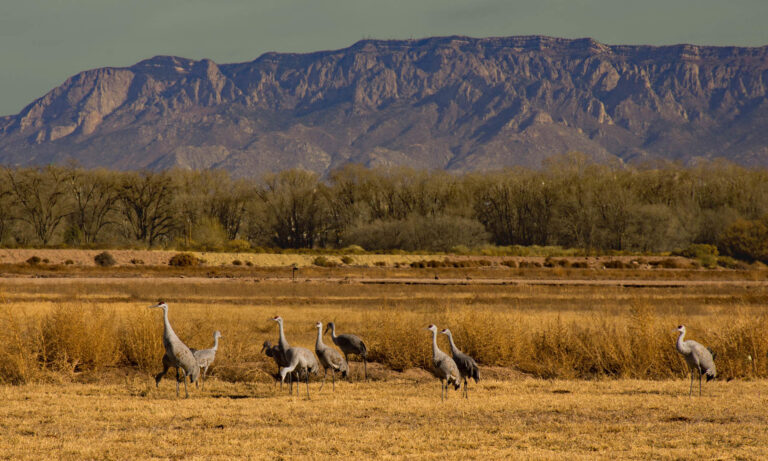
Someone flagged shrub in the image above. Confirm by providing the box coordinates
[169,253,199,267]
[602,260,628,269]
[246,261,254,267]
[130,259,144,265]
[653,258,690,269]
[570,261,588,269]
[340,256,354,265]
[313,256,338,267]
[519,261,542,268]
[225,239,251,252]
[341,245,366,255]
[374,261,387,267]
[718,218,768,264]
[42,258,50,264]
[64,259,74,265]
[232,259,243,266]
[94,252,116,267]
[26,256,41,265]
[344,215,489,252]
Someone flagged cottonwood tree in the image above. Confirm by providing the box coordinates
[65,167,120,244]
[5,166,70,245]
[256,170,328,248]
[118,171,177,247]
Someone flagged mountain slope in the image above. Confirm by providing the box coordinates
[1,36,767,176]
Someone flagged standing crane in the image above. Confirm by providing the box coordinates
[325,322,368,380]
[440,328,480,399]
[272,316,319,399]
[190,330,222,390]
[675,325,717,396]
[426,324,461,401]
[315,321,348,391]
[149,301,200,398]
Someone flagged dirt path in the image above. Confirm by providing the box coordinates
[1,274,766,288]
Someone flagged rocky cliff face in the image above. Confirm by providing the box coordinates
[1,36,767,176]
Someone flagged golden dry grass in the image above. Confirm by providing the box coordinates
[1,277,768,383]
[2,379,768,459]
[2,274,768,458]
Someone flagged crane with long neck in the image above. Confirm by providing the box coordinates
[440,328,480,399]
[675,325,717,396]
[315,321,348,391]
[191,330,222,390]
[426,324,461,401]
[149,301,199,398]
[325,322,367,380]
[272,316,318,399]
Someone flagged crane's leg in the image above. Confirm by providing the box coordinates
[320,368,327,391]
[464,378,468,399]
[332,369,336,392]
[344,354,351,381]
[689,370,694,397]
[305,371,311,400]
[180,369,189,398]
[699,373,703,397]
[201,366,208,390]
[363,357,368,381]
[175,367,181,397]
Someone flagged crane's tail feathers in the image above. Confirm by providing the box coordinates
[472,369,480,382]
[706,369,717,382]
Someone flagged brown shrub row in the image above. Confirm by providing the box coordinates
[1,300,767,384]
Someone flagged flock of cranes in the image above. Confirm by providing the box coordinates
[148,301,717,400]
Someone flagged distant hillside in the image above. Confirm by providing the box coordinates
[1,35,767,176]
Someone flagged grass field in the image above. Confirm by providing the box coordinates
[1,266,768,458]
[2,380,768,459]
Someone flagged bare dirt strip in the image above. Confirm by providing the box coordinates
[0,275,766,288]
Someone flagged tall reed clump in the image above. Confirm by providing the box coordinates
[119,308,163,373]
[39,303,121,375]
[364,307,434,371]
[0,303,41,384]
[3,296,768,383]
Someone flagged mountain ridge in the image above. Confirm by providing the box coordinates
[1,35,767,176]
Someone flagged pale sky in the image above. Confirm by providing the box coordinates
[1,0,767,116]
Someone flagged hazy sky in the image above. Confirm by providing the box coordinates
[1,0,766,116]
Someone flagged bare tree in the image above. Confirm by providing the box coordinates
[65,167,119,244]
[256,170,327,248]
[118,171,177,247]
[5,166,70,245]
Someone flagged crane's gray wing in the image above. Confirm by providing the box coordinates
[453,352,480,382]
[337,334,367,356]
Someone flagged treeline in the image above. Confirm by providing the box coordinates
[1,154,767,261]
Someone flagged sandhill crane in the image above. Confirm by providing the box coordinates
[190,330,222,390]
[315,322,348,391]
[675,325,717,396]
[325,321,368,380]
[149,301,200,398]
[261,339,298,389]
[426,324,461,401]
[271,316,319,399]
[440,328,480,399]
